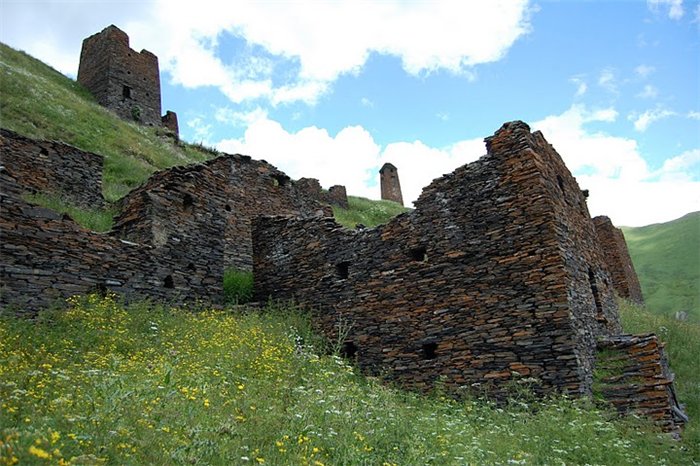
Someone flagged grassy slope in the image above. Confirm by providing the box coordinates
[333,196,409,228]
[0,43,211,201]
[622,212,700,320]
[1,296,696,465]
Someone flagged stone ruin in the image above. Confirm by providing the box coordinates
[0,121,686,434]
[380,162,404,205]
[252,121,686,433]
[593,216,645,304]
[77,25,178,137]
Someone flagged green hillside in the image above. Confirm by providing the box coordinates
[0,43,212,201]
[623,212,700,321]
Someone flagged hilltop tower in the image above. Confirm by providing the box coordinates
[78,25,177,135]
[380,162,404,206]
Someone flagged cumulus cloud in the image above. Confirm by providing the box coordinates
[634,64,655,78]
[647,0,684,20]
[533,104,699,226]
[1,0,533,105]
[629,108,675,131]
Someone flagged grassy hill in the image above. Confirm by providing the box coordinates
[623,212,700,321]
[0,43,212,202]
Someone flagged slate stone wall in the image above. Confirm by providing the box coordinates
[0,168,222,314]
[253,121,620,397]
[296,178,349,209]
[596,334,687,434]
[0,128,104,208]
[593,216,644,304]
[113,154,332,272]
[78,25,162,127]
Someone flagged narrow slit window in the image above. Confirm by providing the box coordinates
[183,193,194,212]
[122,85,132,99]
[557,174,565,193]
[422,342,438,360]
[588,268,604,318]
[336,261,350,280]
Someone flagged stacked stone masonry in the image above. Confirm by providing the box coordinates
[253,121,686,432]
[77,25,178,136]
[112,155,336,272]
[296,178,349,209]
[593,215,645,304]
[0,128,104,209]
[0,167,222,313]
[596,334,687,436]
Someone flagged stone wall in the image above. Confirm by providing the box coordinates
[0,128,104,208]
[77,25,163,128]
[296,178,349,209]
[379,162,404,206]
[593,216,644,304]
[253,121,620,398]
[112,155,332,272]
[161,111,179,138]
[596,334,687,434]
[0,168,222,314]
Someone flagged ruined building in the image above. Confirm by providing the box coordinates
[77,25,178,136]
[593,216,645,304]
[0,121,684,433]
[253,121,685,432]
[380,162,404,205]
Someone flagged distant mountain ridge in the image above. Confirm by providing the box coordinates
[622,211,700,320]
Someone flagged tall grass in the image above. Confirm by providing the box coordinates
[223,269,254,304]
[22,193,116,232]
[332,196,409,229]
[1,295,695,465]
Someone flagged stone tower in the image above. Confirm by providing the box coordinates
[78,25,177,134]
[380,162,404,206]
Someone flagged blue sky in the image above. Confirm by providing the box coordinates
[1,0,699,226]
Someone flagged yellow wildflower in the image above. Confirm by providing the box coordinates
[28,445,51,459]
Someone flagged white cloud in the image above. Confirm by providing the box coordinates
[598,68,617,93]
[360,97,374,108]
[634,64,655,78]
[647,0,684,20]
[214,107,268,127]
[186,116,213,143]
[570,77,588,97]
[533,104,699,226]
[687,111,700,120]
[629,108,675,131]
[0,0,533,105]
[637,84,659,99]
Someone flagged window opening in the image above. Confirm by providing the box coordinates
[409,246,427,262]
[422,342,438,360]
[225,204,232,212]
[272,174,289,187]
[183,193,194,213]
[588,269,604,318]
[164,275,174,289]
[122,85,132,99]
[557,174,565,192]
[336,262,350,280]
[340,341,357,359]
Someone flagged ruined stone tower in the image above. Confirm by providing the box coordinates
[78,25,177,135]
[380,162,404,206]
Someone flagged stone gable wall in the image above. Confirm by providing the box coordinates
[78,25,162,127]
[593,216,645,304]
[296,178,349,209]
[0,128,104,208]
[113,154,332,272]
[0,169,222,314]
[253,121,619,397]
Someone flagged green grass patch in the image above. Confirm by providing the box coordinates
[0,43,213,202]
[622,212,700,321]
[223,268,254,305]
[0,295,695,465]
[22,193,116,232]
[333,196,409,228]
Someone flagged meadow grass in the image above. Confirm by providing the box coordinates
[22,194,116,232]
[1,295,696,465]
[622,212,700,320]
[332,196,409,229]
